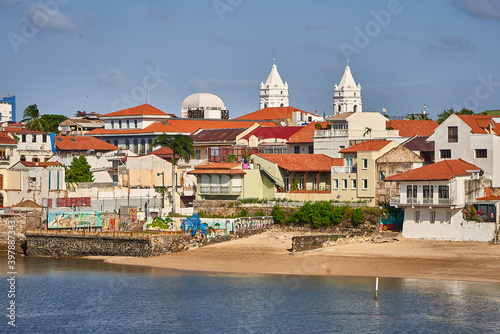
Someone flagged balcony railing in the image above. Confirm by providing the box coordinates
[332,166,356,173]
[390,197,455,206]
[199,185,241,194]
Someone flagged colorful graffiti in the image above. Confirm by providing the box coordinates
[103,217,119,231]
[48,211,103,229]
[233,217,272,232]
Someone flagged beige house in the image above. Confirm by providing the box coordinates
[332,140,398,205]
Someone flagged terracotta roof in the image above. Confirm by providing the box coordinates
[101,104,170,117]
[242,126,303,140]
[386,120,438,137]
[256,154,343,172]
[54,136,117,151]
[384,159,480,182]
[235,106,318,121]
[149,147,174,156]
[403,136,435,152]
[187,162,246,175]
[457,115,500,135]
[326,112,356,120]
[19,161,61,168]
[190,128,248,142]
[288,122,329,143]
[340,140,392,153]
[3,127,44,134]
[86,119,278,136]
[0,132,17,145]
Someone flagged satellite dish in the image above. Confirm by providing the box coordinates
[96,152,102,158]
[58,126,62,131]
[280,121,286,126]
[382,108,387,114]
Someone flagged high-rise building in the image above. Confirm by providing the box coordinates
[0,93,15,122]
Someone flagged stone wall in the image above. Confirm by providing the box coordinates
[0,213,44,254]
[291,235,343,252]
[26,226,272,258]
[193,200,273,217]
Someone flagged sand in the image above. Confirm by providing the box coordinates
[96,230,500,283]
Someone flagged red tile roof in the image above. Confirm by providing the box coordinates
[0,133,17,145]
[3,127,44,134]
[235,106,318,121]
[86,119,278,136]
[386,120,439,137]
[256,154,343,172]
[457,115,500,135]
[149,147,174,156]
[340,140,392,153]
[242,126,303,140]
[288,122,329,144]
[187,162,246,175]
[384,159,480,181]
[101,104,170,117]
[55,136,117,151]
[19,161,61,168]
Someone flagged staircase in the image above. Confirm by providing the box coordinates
[258,164,285,189]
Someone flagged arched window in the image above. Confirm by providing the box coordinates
[126,120,130,128]
[20,155,26,161]
[148,139,153,153]
[119,120,122,129]
[133,139,138,153]
[140,139,146,154]
[338,105,341,112]
[134,120,138,128]
[0,193,3,208]
[111,121,114,129]
[32,156,39,163]
[353,105,357,112]
[0,174,3,190]
[125,139,130,150]
[114,140,119,147]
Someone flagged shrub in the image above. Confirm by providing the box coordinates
[352,208,363,226]
[254,210,266,217]
[271,204,285,225]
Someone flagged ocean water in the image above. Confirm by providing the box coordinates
[1,257,500,333]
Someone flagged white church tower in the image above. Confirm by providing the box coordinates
[259,59,289,109]
[333,62,362,115]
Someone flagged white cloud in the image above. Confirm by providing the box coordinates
[427,36,477,53]
[94,69,126,87]
[455,0,500,22]
[27,4,77,32]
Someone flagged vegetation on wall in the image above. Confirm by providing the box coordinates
[65,155,94,183]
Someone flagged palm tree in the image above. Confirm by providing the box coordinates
[21,104,48,131]
[151,134,194,216]
[363,127,372,140]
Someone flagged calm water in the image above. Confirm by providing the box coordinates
[1,257,500,333]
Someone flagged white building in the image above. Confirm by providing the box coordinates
[314,112,400,158]
[259,61,289,110]
[0,102,13,122]
[333,64,362,116]
[386,159,496,242]
[428,114,500,186]
[181,93,229,119]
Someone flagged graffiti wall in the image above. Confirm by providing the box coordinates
[48,211,103,229]
[233,217,273,233]
[102,217,119,231]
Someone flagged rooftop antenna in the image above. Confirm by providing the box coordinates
[422,104,426,115]
[273,51,276,65]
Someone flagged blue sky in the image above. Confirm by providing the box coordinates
[1,0,500,121]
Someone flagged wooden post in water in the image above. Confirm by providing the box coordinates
[374,277,379,300]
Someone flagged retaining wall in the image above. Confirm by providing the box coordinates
[291,235,343,252]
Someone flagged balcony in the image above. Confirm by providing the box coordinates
[332,166,356,173]
[390,197,455,206]
[314,129,400,139]
[199,185,241,194]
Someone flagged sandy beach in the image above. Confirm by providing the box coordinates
[96,230,500,283]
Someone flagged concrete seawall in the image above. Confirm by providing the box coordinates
[26,228,270,258]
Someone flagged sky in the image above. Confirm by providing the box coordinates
[1,0,500,121]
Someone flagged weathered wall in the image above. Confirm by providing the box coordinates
[291,235,342,252]
[0,213,43,254]
[193,200,274,217]
[26,226,272,258]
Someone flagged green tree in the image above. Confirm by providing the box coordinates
[65,155,94,183]
[21,104,49,131]
[271,204,285,225]
[436,107,474,124]
[151,134,194,215]
[40,114,67,133]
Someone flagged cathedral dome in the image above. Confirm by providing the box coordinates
[181,93,226,111]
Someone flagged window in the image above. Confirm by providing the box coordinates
[133,139,138,153]
[195,150,201,160]
[352,179,357,189]
[379,171,386,181]
[284,175,290,191]
[430,210,436,224]
[20,155,26,161]
[134,120,138,128]
[414,211,420,223]
[32,156,39,163]
[362,158,368,169]
[445,211,452,224]
[475,149,487,158]
[114,140,118,147]
[119,120,122,129]
[339,146,345,151]
[423,185,433,201]
[440,149,451,159]
[127,120,130,128]
[140,139,146,154]
[21,134,26,142]
[308,145,314,154]
[42,135,47,143]
[32,135,36,142]
[333,179,338,189]
[407,185,417,199]
[294,146,300,154]
[439,185,449,199]
[342,179,348,189]
[299,175,304,190]
[448,126,458,142]
[362,179,368,190]
[111,121,114,129]
[125,139,130,150]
